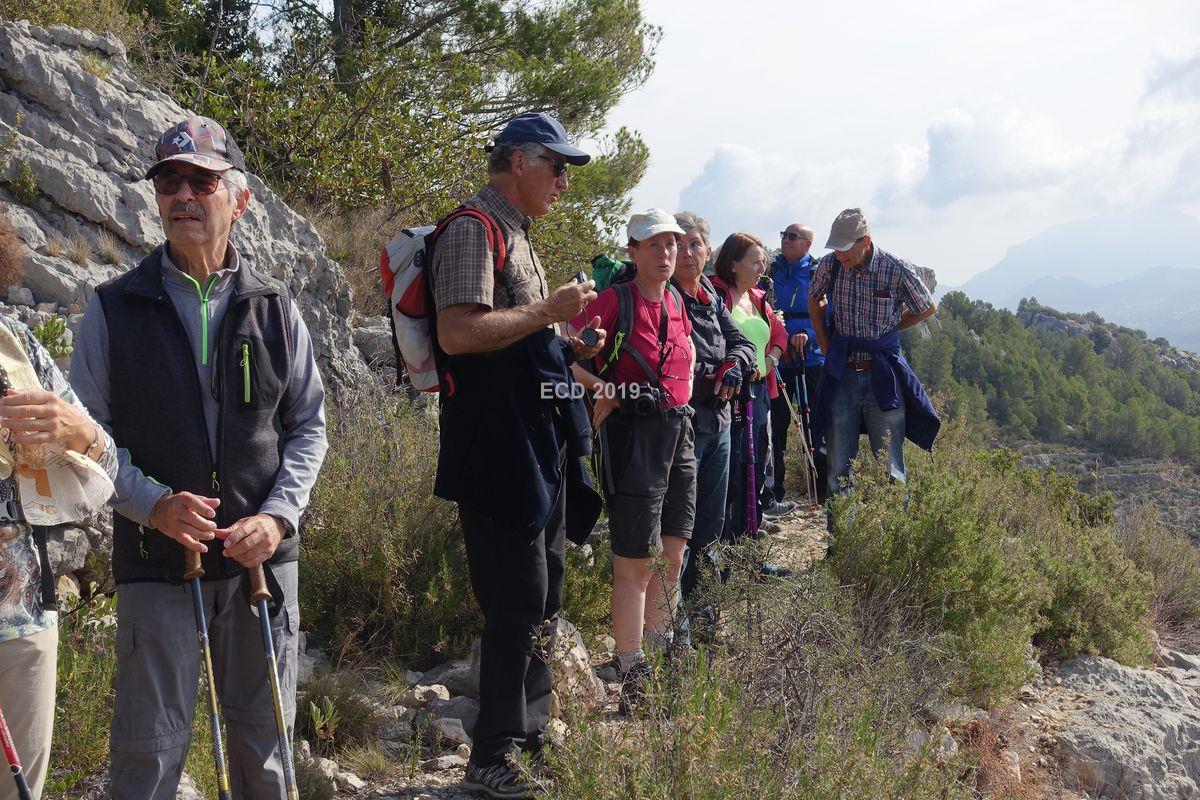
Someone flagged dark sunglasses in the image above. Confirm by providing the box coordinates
[780,231,810,242]
[535,154,569,177]
[152,170,222,196]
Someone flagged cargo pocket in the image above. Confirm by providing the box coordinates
[116,623,135,658]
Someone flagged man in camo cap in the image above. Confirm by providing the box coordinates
[71,115,328,799]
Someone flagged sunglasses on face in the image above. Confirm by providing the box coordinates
[152,170,222,196]
[535,154,569,177]
[780,231,810,242]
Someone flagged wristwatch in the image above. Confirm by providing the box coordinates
[83,429,102,460]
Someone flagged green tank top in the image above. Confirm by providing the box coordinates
[731,304,770,375]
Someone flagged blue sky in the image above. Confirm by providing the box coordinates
[600,0,1200,285]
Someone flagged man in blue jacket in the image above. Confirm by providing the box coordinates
[766,223,828,503]
[808,208,939,499]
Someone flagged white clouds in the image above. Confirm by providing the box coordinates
[676,144,873,249]
[609,0,1200,283]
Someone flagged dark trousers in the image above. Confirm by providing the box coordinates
[459,483,566,768]
[774,365,829,502]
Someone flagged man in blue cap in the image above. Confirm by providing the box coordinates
[429,112,604,799]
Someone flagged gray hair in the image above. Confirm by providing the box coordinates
[488,142,544,175]
[674,211,710,245]
[222,168,249,201]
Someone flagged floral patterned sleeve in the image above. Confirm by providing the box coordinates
[1,317,119,480]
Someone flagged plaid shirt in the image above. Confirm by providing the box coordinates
[809,246,933,362]
[431,184,549,312]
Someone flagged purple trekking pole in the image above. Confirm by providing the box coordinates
[744,385,758,537]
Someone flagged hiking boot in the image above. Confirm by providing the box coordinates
[761,519,783,535]
[616,658,653,715]
[463,760,535,799]
[762,500,797,518]
[759,562,794,579]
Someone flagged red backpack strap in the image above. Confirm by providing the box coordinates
[430,206,509,274]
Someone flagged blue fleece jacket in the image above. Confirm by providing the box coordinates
[769,253,824,367]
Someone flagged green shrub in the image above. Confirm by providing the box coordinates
[1116,503,1200,650]
[827,420,1152,704]
[546,568,969,799]
[7,160,37,205]
[33,316,72,359]
[296,671,379,757]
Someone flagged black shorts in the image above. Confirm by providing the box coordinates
[598,410,697,559]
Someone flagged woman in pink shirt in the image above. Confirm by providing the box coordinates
[569,209,697,708]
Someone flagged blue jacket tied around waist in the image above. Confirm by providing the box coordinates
[810,328,940,451]
[434,327,602,545]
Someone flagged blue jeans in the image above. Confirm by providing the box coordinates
[680,425,730,604]
[826,370,905,496]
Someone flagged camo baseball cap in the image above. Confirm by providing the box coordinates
[145,116,246,179]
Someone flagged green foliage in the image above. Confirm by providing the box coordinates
[296,671,379,756]
[1116,504,1200,648]
[7,160,37,205]
[132,0,655,289]
[78,50,114,79]
[33,316,72,359]
[548,568,969,799]
[827,420,1152,704]
[0,0,148,45]
[903,292,1200,462]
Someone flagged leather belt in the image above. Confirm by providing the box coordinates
[845,359,873,372]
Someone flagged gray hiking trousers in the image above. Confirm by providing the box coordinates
[109,561,299,800]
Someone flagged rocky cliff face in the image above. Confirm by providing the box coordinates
[0,20,369,391]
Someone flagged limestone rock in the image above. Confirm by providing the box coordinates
[7,285,31,306]
[336,769,366,791]
[549,618,605,710]
[421,660,478,700]
[421,753,467,771]
[434,695,480,734]
[0,20,368,395]
[429,717,472,747]
[352,315,395,368]
[1055,655,1200,799]
[175,772,203,800]
[44,524,90,576]
[398,684,451,708]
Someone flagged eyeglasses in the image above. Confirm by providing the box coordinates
[152,170,222,196]
[780,231,810,242]
[535,154,569,177]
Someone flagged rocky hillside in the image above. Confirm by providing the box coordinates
[1018,302,1200,371]
[0,20,370,391]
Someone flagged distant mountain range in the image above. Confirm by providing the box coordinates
[946,208,1200,352]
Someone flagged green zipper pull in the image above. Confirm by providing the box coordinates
[211,470,220,494]
[241,342,251,403]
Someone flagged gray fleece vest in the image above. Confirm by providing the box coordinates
[98,246,297,583]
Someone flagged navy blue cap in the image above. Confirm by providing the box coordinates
[493,112,591,166]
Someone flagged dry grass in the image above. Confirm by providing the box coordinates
[44,233,66,259]
[96,228,123,265]
[65,230,92,265]
[0,213,24,289]
[304,204,397,317]
[78,51,113,79]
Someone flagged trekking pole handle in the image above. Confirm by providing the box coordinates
[183,549,204,581]
[249,564,272,604]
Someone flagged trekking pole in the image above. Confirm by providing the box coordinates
[790,372,820,509]
[0,705,33,800]
[744,384,758,537]
[249,565,299,800]
[185,550,232,800]
[776,368,818,511]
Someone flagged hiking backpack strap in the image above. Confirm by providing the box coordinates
[423,206,511,395]
[595,282,684,389]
